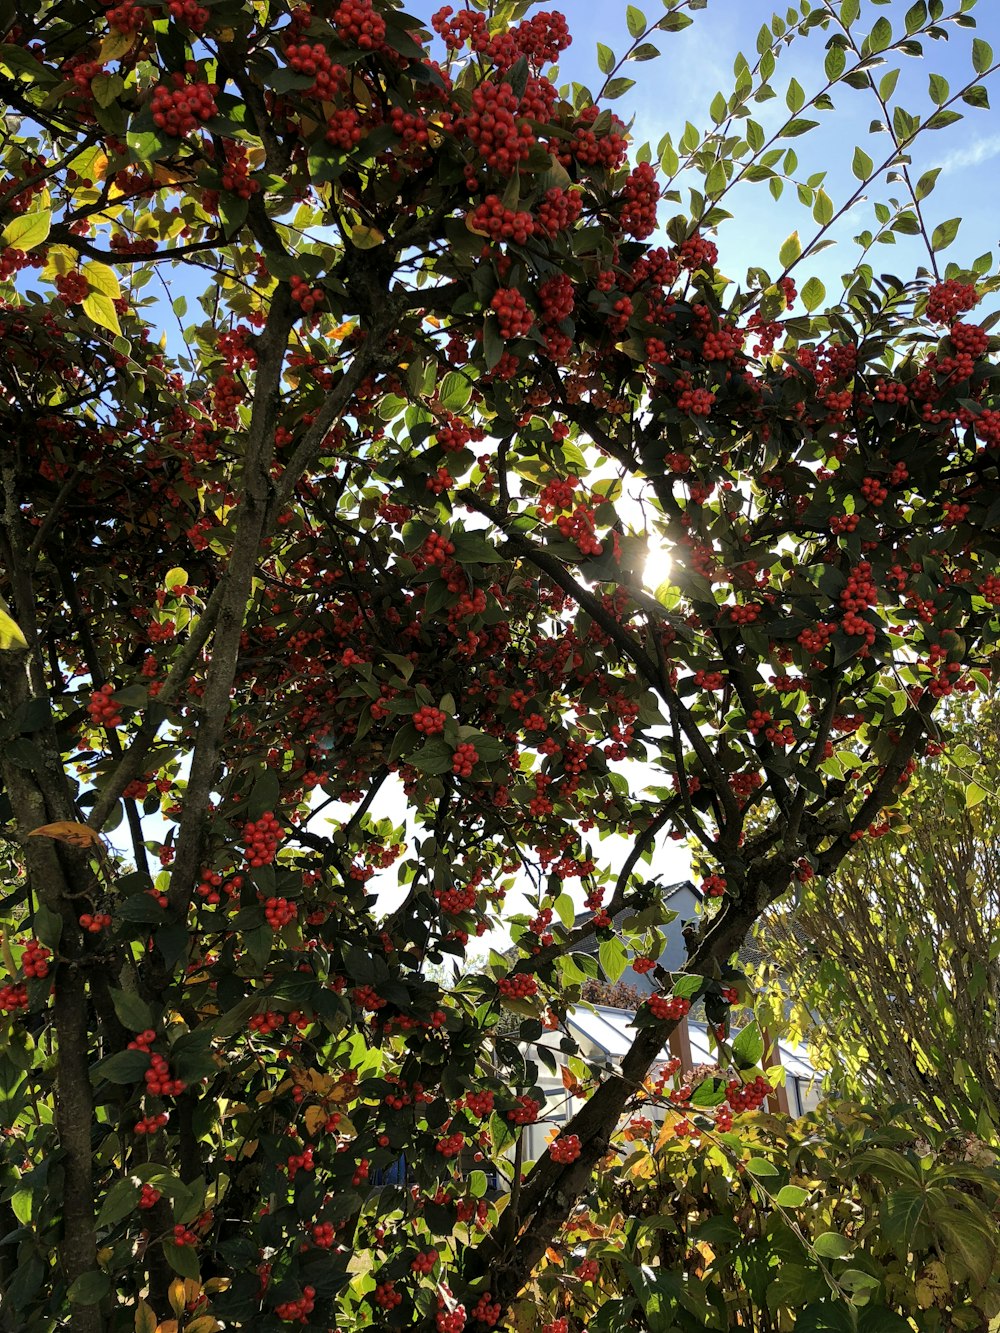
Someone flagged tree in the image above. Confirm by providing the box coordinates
[1,1,1000,1329]
[758,694,1000,1136]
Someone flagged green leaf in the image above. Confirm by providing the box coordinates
[904,1,927,35]
[825,47,847,80]
[813,188,834,225]
[879,69,900,102]
[779,231,802,267]
[599,936,627,983]
[554,893,575,929]
[928,72,949,105]
[82,291,122,336]
[915,168,940,200]
[966,781,988,808]
[626,5,646,39]
[931,217,961,252]
[438,371,471,413]
[690,1077,727,1108]
[732,1020,765,1070]
[972,38,993,75]
[604,77,635,100]
[858,1311,913,1333]
[248,769,281,820]
[869,17,892,52]
[162,1239,200,1280]
[68,1271,111,1304]
[798,1303,857,1333]
[596,43,615,74]
[802,276,826,311]
[839,1270,881,1303]
[2,208,51,253]
[746,1156,780,1177]
[409,739,454,775]
[814,1231,854,1259]
[786,77,805,113]
[775,1184,810,1207]
[96,1176,141,1227]
[852,145,874,180]
[108,988,154,1033]
[768,1263,828,1309]
[96,1049,151,1084]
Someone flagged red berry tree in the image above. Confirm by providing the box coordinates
[0,1,998,1330]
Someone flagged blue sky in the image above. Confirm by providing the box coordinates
[407,0,1000,297]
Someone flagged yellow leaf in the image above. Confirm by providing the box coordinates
[29,821,102,848]
[0,599,27,651]
[2,209,51,253]
[168,1278,186,1318]
[185,1320,222,1333]
[350,225,385,250]
[83,261,121,301]
[43,244,78,279]
[99,29,136,62]
[135,1300,157,1333]
[165,567,188,590]
[330,321,355,341]
[82,291,122,336]
[303,1105,327,1137]
[154,1323,179,1333]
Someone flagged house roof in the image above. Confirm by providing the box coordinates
[563,1003,818,1079]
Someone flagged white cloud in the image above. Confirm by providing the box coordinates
[940,134,1000,173]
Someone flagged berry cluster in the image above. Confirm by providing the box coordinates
[138,1184,161,1209]
[647,993,691,1021]
[549,1132,581,1164]
[333,0,386,50]
[468,195,535,243]
[285,41,343,99]
[411,1248,439,1274]
[436,1131,465,1157]
[436,1305,467,1333]
[464,81,533,173]
[0,982,28,1012]
[498,973,537,999]
[619,161,659,239]
[88,683,123,728]
[926,278,978,324]
[55,270,88,304]
[462,1089,495,1117]
[451,742,479,777]
[471,1293,501,1327]
[536,186,582,236]
[506,1094,540,1124]
[134,1112,169,1135]
[276,1286,317,1321]
[264,896,297,929]
[491,287,534,339]
[21,939,50,979]
[556,504,602,557]
[242,811,282,866]
[413,705,447,734]
[168,0,209,30]
[290,274,324,314]
[151,77,219,137]
[145,1053,185,1097]
[703,875,727,898]
[79,912,112,933]
[726,1074,772,1112]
